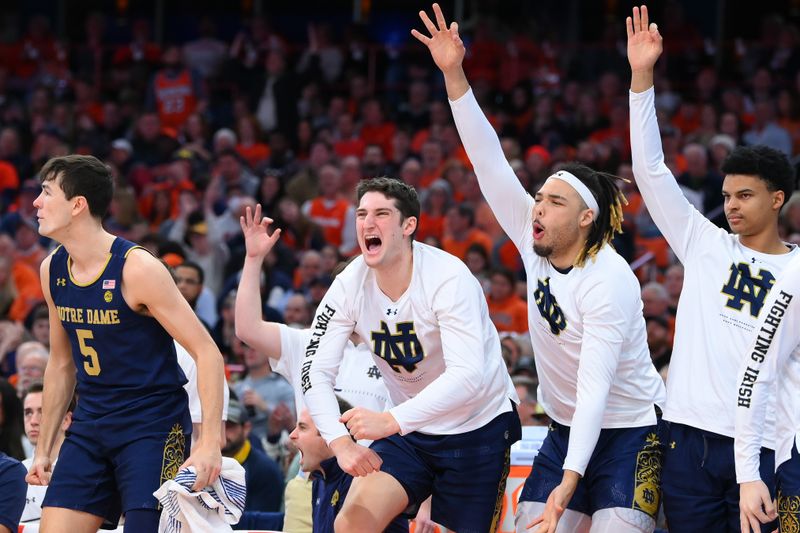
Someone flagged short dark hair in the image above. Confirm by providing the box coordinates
[23,381,77,413]
[176,260,205,285]
[453,202,475,227]
[555,162,627,266]
[491,266,516,288]
[39,155,114,219]
[720,145,795,201]
[356,176,420,241]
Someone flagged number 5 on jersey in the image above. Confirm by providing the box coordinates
[76,329,101,376]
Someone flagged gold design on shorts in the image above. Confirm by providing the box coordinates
[778,490,800,533]
[489,448,511,533]
[160,423,185,485]
[632,432,662,519]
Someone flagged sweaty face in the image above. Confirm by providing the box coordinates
[356,191,416,270]
[722,174,782,238]
[532,179,588,260]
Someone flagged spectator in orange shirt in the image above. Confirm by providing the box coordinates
[333,113,365,158]
[441,202,493,262]
[418,139,447,188]
[236,115,271,169]
[487,267,528,334]
[301,164,356,255]
[358,98,395,157]
[417,178,452,243]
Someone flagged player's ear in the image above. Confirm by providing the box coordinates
[402,216,418,237]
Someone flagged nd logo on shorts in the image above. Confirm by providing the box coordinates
[632,432,662,518]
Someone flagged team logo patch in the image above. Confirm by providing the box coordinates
[534,278,567,335]
[371,320,424,373]
[721,262,776,317]
[102,279,116,289]
[778,490,800,533]
[331,489,340,508]
[632,432,662,519]
[104,290,113,303]
[56,278,66,287]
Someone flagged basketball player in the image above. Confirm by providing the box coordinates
[414,4,666,532]
[735,253,800,532]
[627,6,798,530]
[27,155,224,533]
[302,177,520,533]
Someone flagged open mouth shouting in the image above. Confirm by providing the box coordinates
[533,221,545,240]
[364,234,383,254]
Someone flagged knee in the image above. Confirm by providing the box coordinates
[334,510,364,533]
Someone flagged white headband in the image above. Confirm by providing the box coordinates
[545,171,599,221]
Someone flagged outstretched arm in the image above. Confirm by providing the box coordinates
[413,3,534,249]
[627,5,720,263]
[234,204,283,357]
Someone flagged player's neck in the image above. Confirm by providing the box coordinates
[549,238,587,270]
[62,223,116,268]
[374,247,413,302]
[738,227,789,255]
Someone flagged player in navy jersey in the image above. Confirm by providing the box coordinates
[27,155,224,533]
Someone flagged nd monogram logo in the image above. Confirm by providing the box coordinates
[534,278,567,335]
[721,262,776,317]
[371,321,424,373]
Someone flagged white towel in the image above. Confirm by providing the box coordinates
[153,457,247,533]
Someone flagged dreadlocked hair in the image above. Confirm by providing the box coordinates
[557,162,628,267]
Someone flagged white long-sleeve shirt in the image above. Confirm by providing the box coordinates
[302,243,518,444]
[630,87,798,445]
[271,324,391,417]
[735,253,800,482]
[450,88,665,476]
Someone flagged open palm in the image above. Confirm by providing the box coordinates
[411,3,465,73]
[240,204,281,259]
[626,5,663,71]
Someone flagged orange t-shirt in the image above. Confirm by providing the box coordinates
[487,294,529,333]
[442,228,494,261]
[306,197,351,248]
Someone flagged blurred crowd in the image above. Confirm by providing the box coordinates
[1,2,800,521]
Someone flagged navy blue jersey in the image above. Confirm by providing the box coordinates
[0,452,26,532]
[312,457,408,533]
[49,238,188,429]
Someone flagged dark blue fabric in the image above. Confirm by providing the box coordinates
[311,457,408,533]
[43,422,189,527]
[49,237,188,430]
[520,417,666,521]
[241,445,284,513]
[776,439,800,533]
[0,452,26,532]
[662,422,777,532]
[370,406,520,533]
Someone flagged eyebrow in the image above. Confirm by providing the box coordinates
[534,192,569,202]
[722,188,756,195]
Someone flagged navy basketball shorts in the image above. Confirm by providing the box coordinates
[774,439,800,533]
[43,409,190,527]
[661,422,777,532]
[370,405,522,533]
[519,418,665,521]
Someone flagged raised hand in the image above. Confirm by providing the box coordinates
[626,5,663,72]
[411,3,465,74]
[239,204,281,260]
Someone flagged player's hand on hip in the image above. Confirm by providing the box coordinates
[739,480,777,533]
[329,436,382,477]
[526,482,573,532]
[181,443,223,491]
[626,5,663,72]
[340,407,400,441]
[26,455,52,486]
[239,203,281,260]
[411,3,465,74]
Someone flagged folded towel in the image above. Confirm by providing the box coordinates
[153,457,247,533]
